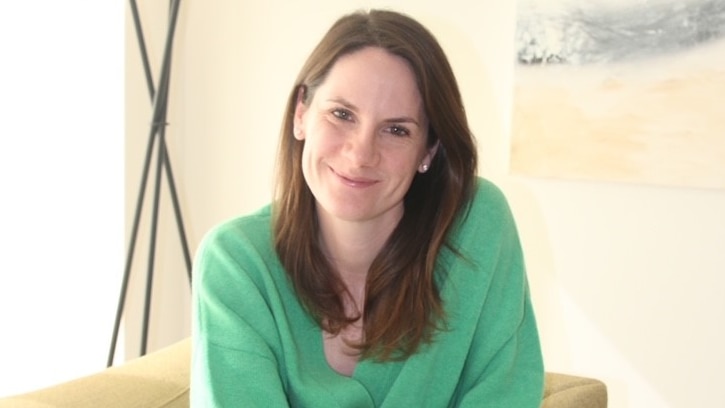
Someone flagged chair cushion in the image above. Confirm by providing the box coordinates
[0,339,191,408]
[542,372,608,408]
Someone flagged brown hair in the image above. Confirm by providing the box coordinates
[273,9,477,360]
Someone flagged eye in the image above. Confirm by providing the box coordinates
[332,108,353,121]
[387,125,410,137]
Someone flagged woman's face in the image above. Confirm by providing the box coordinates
[294,46,437,226]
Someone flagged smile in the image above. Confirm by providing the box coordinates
[330,167,378,188]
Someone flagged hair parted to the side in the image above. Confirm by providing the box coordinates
[273,9,478,361]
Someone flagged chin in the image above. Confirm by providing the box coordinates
[325,205,373,222]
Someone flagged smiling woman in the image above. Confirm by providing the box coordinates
[191,8,543,407]
[293,47,434,228]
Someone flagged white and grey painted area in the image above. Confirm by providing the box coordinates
[516,0,725,64]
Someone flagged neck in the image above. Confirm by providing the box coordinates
[317,208,400,293]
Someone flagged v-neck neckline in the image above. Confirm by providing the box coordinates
[312,325,365,379]
[303,324,404,407]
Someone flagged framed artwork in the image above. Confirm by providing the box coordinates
[510,0,725,189]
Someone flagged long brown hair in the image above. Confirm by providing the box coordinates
[273,9,477,360]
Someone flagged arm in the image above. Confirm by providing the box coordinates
[191,224,290,408]
[454,180,544,407]
[457,285,544,407]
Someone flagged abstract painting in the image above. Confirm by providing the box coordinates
[510,0,725,189]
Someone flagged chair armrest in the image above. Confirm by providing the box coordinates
[0,339,191,408]
[543,372,608,408]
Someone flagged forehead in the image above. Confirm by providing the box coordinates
[315,47,424,115]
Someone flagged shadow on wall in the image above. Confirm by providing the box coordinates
[498,179,572,367]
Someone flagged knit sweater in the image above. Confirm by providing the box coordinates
[191,178,544,407]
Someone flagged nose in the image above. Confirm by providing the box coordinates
[344,125,379,167]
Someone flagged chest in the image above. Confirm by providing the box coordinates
[322,325,363,376]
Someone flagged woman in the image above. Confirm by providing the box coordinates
[192,9,543,407]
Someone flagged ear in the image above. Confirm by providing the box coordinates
[419,141,439,172]
[427,141,440,161]
[293,86,308,141]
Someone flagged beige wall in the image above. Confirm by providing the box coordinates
[126,1,725,407]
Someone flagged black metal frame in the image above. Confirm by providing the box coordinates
[107,0,191,367]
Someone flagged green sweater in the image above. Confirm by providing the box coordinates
[191,178,544,407]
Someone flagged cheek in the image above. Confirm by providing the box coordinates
[304,121,341,156]
[300,138,318,173]
[299,126,331,177]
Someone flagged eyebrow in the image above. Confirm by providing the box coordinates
[326,97,422,127]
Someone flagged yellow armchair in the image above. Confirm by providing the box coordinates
[0,338,606,407]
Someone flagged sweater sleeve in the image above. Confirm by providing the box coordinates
[456,285,543,407]
[190,222,291,408]
[453,180,544,407]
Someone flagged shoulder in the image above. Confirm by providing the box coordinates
[198,205,273,253]
[451,177,517,241]
[194,205,276,282]
[469,177,512,218]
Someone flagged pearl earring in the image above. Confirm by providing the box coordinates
[420,163,429,173]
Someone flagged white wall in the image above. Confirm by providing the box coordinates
[0,2,124,397]
[129,1,725,406]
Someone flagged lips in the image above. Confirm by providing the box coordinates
[330,166,378,188]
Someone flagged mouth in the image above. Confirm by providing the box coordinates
[330,167,378,188]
